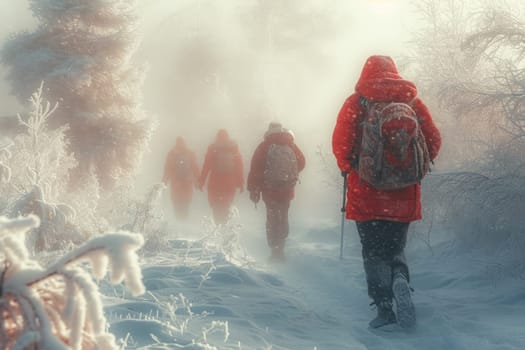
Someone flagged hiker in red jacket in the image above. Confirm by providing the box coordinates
[162,136,200,220]
[247,122,305,261]
[332,55,441,329]
[199,129,244,225]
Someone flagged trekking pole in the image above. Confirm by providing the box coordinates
[339,172,348,260]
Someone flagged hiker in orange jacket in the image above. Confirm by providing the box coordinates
[162,136,200,220]
[332,55,441,329]
[247,122,305,261]
[198,129,244,225]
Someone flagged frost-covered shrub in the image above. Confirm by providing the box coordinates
[1,0,153,189]
[124,183,166,235]
[195,209,253,266]
[99,182,170,253]
[0,140,12,184]
[424,173,525,249]
[5,185,86,253]
[4,83,77,207]
[410,1,525,268]
[0,215,145,349]
[0,140,13,212]
[62,171,109,238]
[0,84,97,252]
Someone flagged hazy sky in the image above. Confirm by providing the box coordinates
[0,0,417,218]
[133,0,415,188]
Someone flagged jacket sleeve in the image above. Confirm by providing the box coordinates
[332,94,362,172]
[247,142,267,193]
[162,150,173,183]
[413,98,441,161]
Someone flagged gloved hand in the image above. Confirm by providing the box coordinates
[341,170,349,177]
[249,191,261,204]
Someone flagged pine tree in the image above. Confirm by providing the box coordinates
[1,0,153,189]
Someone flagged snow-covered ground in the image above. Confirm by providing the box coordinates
[100,210,525,350]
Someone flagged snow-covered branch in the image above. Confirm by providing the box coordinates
[0,215,145,349]
[0,140,13,183]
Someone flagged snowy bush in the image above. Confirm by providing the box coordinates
[409,1,525,268]
[194,209,253,267]
[0,140,12,184]
[4,83,77,203]
[61,171,109,238]
[5,185,87,253]
[0,84,97,252]
[1,0,153,189]
[99,182,171,254]
[0,140,13,213]
[0,215,145,349]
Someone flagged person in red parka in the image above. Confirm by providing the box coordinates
[247,122,305,261]
[162,136,200,220]
[332,55,441,329]
[199,129,244,225]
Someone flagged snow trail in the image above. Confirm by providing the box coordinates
[101,218,525,349]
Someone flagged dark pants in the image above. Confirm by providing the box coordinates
[264,199,290,249]
[356,220,410,304]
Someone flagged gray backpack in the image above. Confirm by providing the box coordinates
[358,100,430,191]
[263,144,299,190]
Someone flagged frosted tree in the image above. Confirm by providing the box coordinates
[1,84,86,252]
[0,140,13,212]
[0,140,12,184]
[1,0,153,189]
[6,185,85,253]
[0,215,145,349]
[411,0,525,172]
[99,182,169,253]
[10,82,75,195]
[409,0,525,260]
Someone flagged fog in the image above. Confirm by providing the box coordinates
[2,3,525,347]
[132,0,415,221]
[0,0,415,222]
[0,1,34,114]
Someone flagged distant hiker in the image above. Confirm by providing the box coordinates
[162,136,200,220]
[247,122,305,262]
[199,129,244,225]
[332,55,441,329]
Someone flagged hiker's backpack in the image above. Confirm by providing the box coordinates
[357,99,430,191]
[173,152,192,180]
[263,143,299,190]
[213,148,236,175]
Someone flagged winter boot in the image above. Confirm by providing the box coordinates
[369,300,396,329]
[392,272,416,329]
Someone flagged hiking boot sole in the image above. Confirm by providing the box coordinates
[369,317,396,329]
[393,278,416,329]
[368,322,398,333]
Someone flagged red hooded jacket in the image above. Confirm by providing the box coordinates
[247,130,305,201]
[332,55,441,222]
[200,130,244,206]
[163,137,200,202]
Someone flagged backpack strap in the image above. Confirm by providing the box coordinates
[359,95,369,110]
[349,96,369,169]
